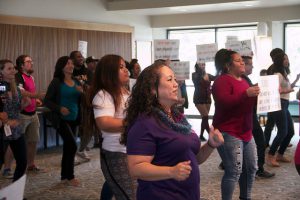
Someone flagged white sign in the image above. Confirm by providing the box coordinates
[0,174,26,200]
[226,36,238,42]
[154,39,179,60]
[225,40,252,56]
[257,75,281,114]
[196,43,218,63]
[78,40,88,58]
[169,61,190,80]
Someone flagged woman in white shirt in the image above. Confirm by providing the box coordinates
[267,53,299,167]
[89,54,136,200]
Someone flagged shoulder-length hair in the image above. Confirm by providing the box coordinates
[215,49,237,75]
[53,56,71,82]
[120,62,167,145]
[0,59,17,96]
[89,54,124,111]
[272,53,290,79]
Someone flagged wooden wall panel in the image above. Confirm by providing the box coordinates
[0,23,132,92]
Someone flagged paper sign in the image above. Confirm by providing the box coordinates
[256,75,281,114]
[154,39,179,60]
[0,174,26,200]
[225,40,252,56]
[78,40,88,58]
[226,36,238,42]
[169,61,190,80]
[196,43,218,63]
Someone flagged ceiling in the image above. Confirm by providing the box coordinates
[105,0,300,16]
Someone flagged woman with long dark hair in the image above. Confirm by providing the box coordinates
[44,56,82,186]
[89,54,136,200]
[266,53,298,167]
[192,62,215,141]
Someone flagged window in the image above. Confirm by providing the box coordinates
[285,22,300,100]
[168,25,262,115]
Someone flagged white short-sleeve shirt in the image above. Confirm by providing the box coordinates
[92,90,129,153]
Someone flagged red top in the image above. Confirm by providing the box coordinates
[212,74,256,142]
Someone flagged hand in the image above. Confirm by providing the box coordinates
[0,112,8,122]
[7,119,20,128]
[60,107,70,116]
[208,126,224,148]
[36,99,43,106]
[75,85,83,93]
[170,161,192,181]
[246,86,260,97]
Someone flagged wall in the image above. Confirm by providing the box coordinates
[0,0,153,44]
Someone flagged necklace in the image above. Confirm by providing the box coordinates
[154,108,192,135]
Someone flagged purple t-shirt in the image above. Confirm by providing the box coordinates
[127,114,201,200]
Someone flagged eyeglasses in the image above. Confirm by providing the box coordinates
[24,60,33,64]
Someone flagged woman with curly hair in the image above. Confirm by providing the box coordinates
[120,62,223,200]
[89,54,136,200]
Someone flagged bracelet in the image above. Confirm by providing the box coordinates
[207,140,215,149]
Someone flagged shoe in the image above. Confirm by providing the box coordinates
[27,165,47,173]
[256,170,275,178]
[61,178,80,187]
[276,154,291,163]
[218,162,225,170]
[2,168,13,179]
[76,151,91,161]
[266,154,280,167]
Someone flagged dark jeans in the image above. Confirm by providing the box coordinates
[1,133,27,182]
[269,99,294,156]
[58,120,77,180]
[252,114,266,171]
[264,112,275,146]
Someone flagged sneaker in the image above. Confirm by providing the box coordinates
[76,151,91,161]
[256,170,275,178]
[2,168,13,179]
[27,165,47,173]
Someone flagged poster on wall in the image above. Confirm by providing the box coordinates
[196,43,218,63]
[225,40,253,56]
[256,75,281,114]
[78,40,88,58]
[169,61,190,80]
[154,39,179,60]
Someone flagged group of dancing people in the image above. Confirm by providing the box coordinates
[0,47,299,200]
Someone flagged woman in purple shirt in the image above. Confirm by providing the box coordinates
[120,61,224,200]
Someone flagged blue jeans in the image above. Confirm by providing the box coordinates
[269,99,294,156]
[217,132,257,200]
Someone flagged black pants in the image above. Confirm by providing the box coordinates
[58,120,77,180]
[252,114,266,171]
[0,133,27,182]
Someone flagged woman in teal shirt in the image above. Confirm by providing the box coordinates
[44,56,82,186]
